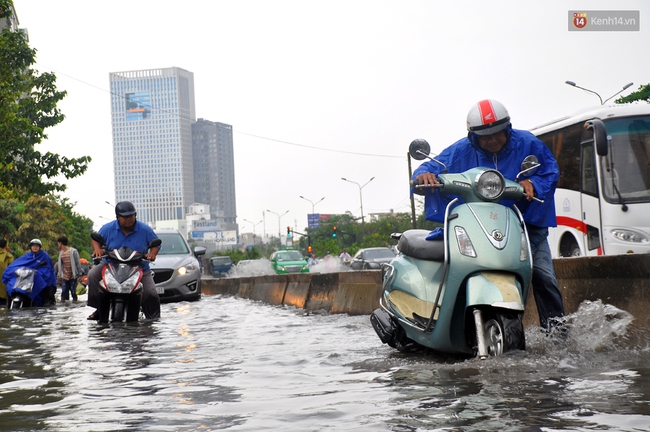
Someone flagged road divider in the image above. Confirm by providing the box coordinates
[202,253,650,330]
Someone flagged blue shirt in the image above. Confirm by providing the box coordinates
[98,219,160,271]
[412,128,560,228]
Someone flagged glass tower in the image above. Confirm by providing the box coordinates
[109,67,195,225]
[192,119,237,225]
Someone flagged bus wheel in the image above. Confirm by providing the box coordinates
[560,236,581,257]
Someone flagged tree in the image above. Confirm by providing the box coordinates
[615,83,650,104]
[0,0,91,197]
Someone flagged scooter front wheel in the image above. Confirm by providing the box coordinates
[483,312,525,356]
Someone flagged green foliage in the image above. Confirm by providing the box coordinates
[0,184,94,257]
[0,2,91,197]
[297,212,432,258]
[615,84,650,104]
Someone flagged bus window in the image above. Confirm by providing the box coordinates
[538,122,582,192]
[581,143,598,196]
[602,116,650,202]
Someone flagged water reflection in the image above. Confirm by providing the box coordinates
[0,296,648,431]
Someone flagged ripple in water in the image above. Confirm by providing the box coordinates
[0,296,647,431]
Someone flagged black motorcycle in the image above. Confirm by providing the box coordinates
[91,232,161,323]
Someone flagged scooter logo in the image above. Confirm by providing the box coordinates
[573,12,587,29]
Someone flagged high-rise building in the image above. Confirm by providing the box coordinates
[192,119,237,226]
[109,67,195,224]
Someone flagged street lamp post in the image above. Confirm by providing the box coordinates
[341,177,375,238]
[243,218,263,247]
[565,81,634,105]
[266,209,289,241]
[299,196,325,229]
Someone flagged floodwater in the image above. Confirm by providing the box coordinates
[0,295,649,431]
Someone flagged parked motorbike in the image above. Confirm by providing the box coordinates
[91,232,162,323]
[371,139,540,358]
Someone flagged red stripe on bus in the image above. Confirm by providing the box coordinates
[556,216,603,255]
[556,216,587,234]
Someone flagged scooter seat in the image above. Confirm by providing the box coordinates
[397,229,444,261]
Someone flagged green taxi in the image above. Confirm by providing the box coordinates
[270,249,309,274]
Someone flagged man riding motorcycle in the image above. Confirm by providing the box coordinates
[87,201,161,320]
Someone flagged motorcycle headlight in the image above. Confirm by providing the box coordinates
[104,271,141,294]
[475,170,505,200]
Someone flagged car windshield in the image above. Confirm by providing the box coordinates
[212,257,232,266]
[156,233,190,255]
[276,252,304,261]
[365,249,395,259]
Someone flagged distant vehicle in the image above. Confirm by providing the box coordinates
[150,229,206,303]
[270,250,309,274]
[349,247,396,270]
[211,256,234,277]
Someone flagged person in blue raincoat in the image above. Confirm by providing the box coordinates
[412,99,565,331]
[2,239,57,306]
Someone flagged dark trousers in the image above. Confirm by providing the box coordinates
[61,278,78,301]
[87,262,161,319]
[527,225,565,329]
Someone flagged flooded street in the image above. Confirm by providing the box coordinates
[0,295,649,431]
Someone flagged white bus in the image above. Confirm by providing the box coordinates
[530,104,650,257]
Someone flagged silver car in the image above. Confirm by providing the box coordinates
[150,229,207,303]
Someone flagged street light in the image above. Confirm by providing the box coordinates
[243,218,263,246]
[341,176,375,236]
[266,209,289,239]
[565,81,634,105]
[299,196,325,228]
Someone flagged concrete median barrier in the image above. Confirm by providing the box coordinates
[202,253,650,330]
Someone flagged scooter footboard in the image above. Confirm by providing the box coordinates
[466,271,524,311]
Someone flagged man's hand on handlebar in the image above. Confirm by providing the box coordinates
[416,172,440,187]
[519,179,535,202]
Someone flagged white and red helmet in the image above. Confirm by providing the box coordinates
[466,99,511,136]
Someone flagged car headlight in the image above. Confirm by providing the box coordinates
[611,229,649,243]
[177,261,199,276]
[475,170,505,200]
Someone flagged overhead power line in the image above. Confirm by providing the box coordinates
[37,63,404,159]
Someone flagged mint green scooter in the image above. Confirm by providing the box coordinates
[371,139,539,358]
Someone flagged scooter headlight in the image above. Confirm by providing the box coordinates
[475,170,505,200]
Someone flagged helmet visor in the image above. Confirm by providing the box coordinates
[469,117,510,136]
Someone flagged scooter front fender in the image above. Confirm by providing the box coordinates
[466,271,525,311]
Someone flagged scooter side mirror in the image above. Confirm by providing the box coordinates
[149,239,162,249]
[409,139,431,161]
[516,155,540,181]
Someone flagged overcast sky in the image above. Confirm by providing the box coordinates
[12,0,650,238]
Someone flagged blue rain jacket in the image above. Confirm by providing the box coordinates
[2,250,57,306]
[412,128,560,227]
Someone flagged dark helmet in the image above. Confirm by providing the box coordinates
[115,201,137,217]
